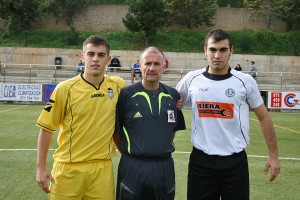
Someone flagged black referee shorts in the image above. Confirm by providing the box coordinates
[116,154,175,200]
[188,147,249,200]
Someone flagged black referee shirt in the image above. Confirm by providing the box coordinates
[115,82,186,158]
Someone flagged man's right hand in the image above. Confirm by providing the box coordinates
[36,167,55,193]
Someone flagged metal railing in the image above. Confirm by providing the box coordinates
[1,63,300,91]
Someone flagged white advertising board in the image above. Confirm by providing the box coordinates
[0,83,43,102]
[268,92,300,109]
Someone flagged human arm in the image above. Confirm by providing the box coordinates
[171,132,176,140]
[253,104,280,181]
[113,132,123,154]
[36,129,55,193]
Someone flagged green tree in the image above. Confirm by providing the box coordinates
[123,0,169,46]
[244,0,274,28]
[0,0,51,34]
[244,0,300,31]
[273,0,300,31]
[50,0,94,30]
[165,0,217,29]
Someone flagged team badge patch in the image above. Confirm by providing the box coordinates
[108,88,114,99]
[225,88,235,97]
[168,110,175,123]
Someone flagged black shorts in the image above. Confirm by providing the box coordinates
[116,154,175,200]
[188,147,249,200]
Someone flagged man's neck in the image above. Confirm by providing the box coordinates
[83,73,104,87]
[142,80,159,91]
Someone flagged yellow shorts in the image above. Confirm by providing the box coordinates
[49,160,115,200]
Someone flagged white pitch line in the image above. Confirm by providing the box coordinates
[0,105,28,113]
[0,149,299,161]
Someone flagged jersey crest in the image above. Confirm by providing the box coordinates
[108,88,114,99]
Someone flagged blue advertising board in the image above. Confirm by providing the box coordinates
[43,84,57,102]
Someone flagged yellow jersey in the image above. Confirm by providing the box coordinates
[36,75,126,163]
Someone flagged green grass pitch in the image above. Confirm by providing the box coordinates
[0,104,299,200]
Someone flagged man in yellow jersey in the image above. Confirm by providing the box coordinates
[35,35,126,200]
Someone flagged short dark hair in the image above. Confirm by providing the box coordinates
[83,35,110,55]
[251,61,255,64]
[204,29,232,48]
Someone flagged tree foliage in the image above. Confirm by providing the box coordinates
[123,0,169,46]
[165,0,217,29]
[50,0,94,29]
[0,0,51,34]
[244,0,274,28]
[244,0,300,31]
[273,0,300,31]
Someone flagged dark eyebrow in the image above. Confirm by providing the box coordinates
[208,47,229,51]
[220,47,229,51]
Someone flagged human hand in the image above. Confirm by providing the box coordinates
[176,93,183,110]
[36,167,55,193]
[264,156,280,181]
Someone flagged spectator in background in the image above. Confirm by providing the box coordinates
[234,63,242,71]
[108,55,121,69]
[249,61,257,80]
[75,59,85,75]
[165,59,169,69]
[132,59,142,81]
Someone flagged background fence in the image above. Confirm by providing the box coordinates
[1,63,300,92]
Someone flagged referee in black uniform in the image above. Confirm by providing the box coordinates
[113,47,186,200]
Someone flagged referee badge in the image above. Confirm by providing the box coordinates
[108,88,114,99]
[167,110,175,123]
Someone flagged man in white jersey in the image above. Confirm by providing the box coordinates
[176,29,280,200]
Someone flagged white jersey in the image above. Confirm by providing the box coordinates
[176,67,263,156]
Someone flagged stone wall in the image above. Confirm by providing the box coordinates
[0,6,286,32]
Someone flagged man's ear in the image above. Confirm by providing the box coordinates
[107,55,112,64]
[81,53,84,61]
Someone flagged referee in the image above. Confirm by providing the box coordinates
[113,47,186,200]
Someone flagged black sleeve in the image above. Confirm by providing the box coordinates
[115,88,127,134]
[173,88,186,131]
[175,109,186,131]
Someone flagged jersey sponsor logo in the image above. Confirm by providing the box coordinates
[91,93,105,98]
[44,99,55,112]
[198,87,209,92]
[134,111,142,118]
[196,101,234,119]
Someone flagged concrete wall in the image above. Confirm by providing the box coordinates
[1,47,299,74]
[0,6,287,32]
